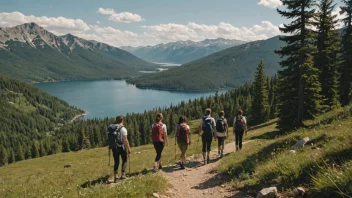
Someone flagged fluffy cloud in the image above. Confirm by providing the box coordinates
[257,0,282,8]
[142,21,281,42]
[332,7,347,28]
[97,8,143,23]
[0,12,90,32]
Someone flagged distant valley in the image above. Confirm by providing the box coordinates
[121,38,247,64]
[0,23,158,83]
[127,36,284,91]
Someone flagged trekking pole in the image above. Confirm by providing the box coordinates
[108,148,111,166]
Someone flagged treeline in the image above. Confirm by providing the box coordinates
[0,75,83,166]
[275,0,352,131]
[0,73,278,166]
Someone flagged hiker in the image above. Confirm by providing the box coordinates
[233,110,247,151]
[152,113,169,172]
[107,115,132,182]
[176,116,191,169]
[216,111,228,158]
[198,108,217,165]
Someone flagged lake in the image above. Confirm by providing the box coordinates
[35,80,228,119]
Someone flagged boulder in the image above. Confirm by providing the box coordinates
[64,164,72,168]
[152,193,160,198]
[291,137,310,149]
[256,187,278,198]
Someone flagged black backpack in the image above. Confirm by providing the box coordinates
[107,124,124,149]
[216,118,226,133]
[202,116,214,136]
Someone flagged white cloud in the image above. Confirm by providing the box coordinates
[142,21,280,42]
[0,12,90,32]
[332,7,347,28]
[257,0,282,8]
[97,8,143,23]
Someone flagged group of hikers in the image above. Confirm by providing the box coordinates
[107,108,247,182]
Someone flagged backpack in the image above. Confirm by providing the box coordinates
[177,124,189,143]
[235,116,246,131]
[202,116,214,136]
[216,118,226,133]
[152,123,163,142]
[107,124,124,149]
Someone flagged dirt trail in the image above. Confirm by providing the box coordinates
[159,141,251,198]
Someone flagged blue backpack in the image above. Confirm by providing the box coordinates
[202,116,214,136]
[107,124,124,149]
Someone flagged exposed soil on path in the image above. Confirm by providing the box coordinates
[159,141,251,198]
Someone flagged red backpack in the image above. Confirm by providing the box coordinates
[152,123,163,142]
[177,124,189,143]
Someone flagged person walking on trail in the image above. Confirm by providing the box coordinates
[107,115,132,182]
[152,113,169,172]
[233,110,247,151]
[176,116,191,170]
[216,111,228,158]
[198,108,217,165]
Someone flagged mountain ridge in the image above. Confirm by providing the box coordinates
[121,38,247,64]
[127,36,284,91]
[0,23,157,82]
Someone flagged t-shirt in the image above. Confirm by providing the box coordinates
[116,124,128,136]
[152,123,167,135]
[216,118,227,137]
[233,116,247,129]
[200,115,216,126]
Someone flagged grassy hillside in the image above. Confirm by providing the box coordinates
[1,106,351,197]
[0,75,83,165]
[219,106,352,197]
[127,36,283,91]
[0,23,157,83]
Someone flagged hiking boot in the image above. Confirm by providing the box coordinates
[180,163,185,170]
[120,173,127,180]
[114,177,118,183]
[207,157,210,164]
[153,165,159,173]
[159,163,162,170]
[203,158,207,165]
[220,153,223,158]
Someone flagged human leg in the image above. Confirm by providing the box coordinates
[238,130,244,149]
[206,137,212,163]
[112,148,120,181]
[120,148,128,178]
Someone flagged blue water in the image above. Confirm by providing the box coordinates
[35,80,228,119]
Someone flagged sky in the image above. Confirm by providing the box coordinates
[0,0,345,47]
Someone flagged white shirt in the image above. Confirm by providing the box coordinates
[152,123,168,134]
[233,116,247,125]
[200,115,216,126]
[116,124,128,136]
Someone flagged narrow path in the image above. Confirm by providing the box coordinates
[159,141,251,198]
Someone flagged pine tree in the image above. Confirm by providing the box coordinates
[251,60,270,124]
[340,0,352,105]
[315,0,341,108]
[269,76,279,119]
[31,142,39,159]
[276,0,323,131]
[0,145,8,166]
[15,143,24,161]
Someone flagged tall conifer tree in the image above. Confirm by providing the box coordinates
[315,0,341,108]
[276,0,323,131]
[340,0,352,105]
[251,60,270,124]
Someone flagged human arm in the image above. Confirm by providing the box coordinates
[122,135,131,155]
[244,117,248,135]
[225,119,229,139]
[198,119,203,136]
[187,125,191,145]
[213,118,217,140]
[163,125,169,146]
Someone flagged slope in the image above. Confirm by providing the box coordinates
[0,23,157,82]
[1,106,351,198]
[0,75,83,164]
[127,36,283,91]
[121,38,247,64]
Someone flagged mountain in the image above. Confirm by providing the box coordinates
[0,75,83,164]
[127,36,284,91]
[121,38,247,64]
[0,23,157,82]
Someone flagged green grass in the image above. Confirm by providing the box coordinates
[0,119,235,198]
[2,107,351,197]
[219,106,352,197]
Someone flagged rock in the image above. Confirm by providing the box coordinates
[289,150,296,154]
[291,137,310,149]
[152,192,160,198]
[297,187,305,196]
[256,187,278,198]
[221,184,225,188]
[64,164,72,168]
